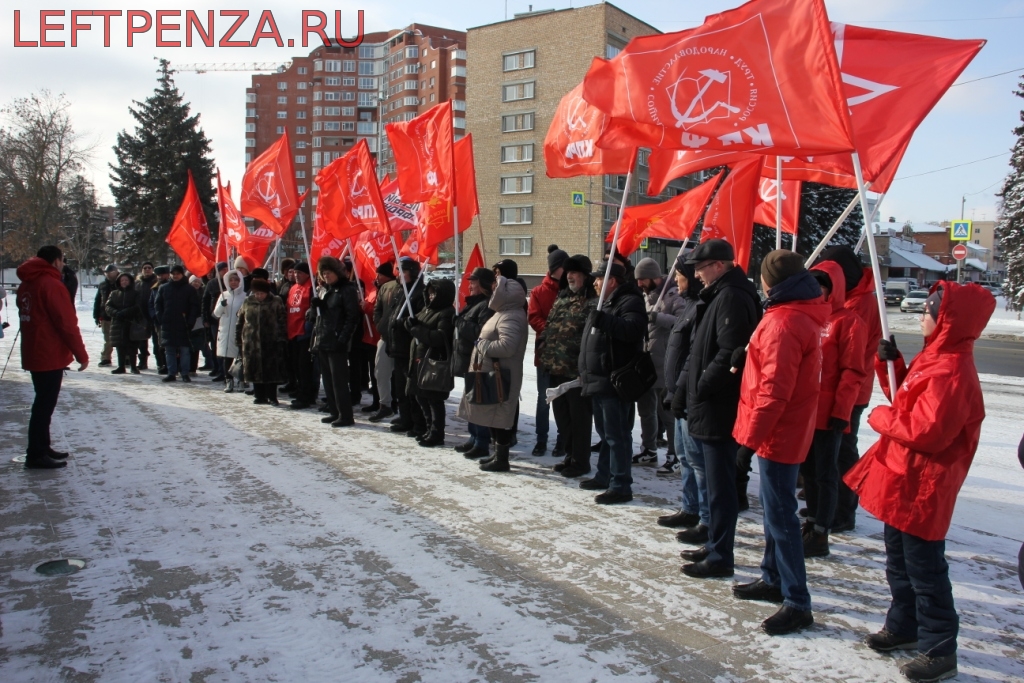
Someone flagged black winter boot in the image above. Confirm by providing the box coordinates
[900,654,957,682]
[463,444,490,459]
[480,443,510,472]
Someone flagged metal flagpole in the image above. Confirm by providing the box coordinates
[851,152,898,399]
[346,238,373,332]
[853,193,886,256]
[804,191,865,266]
[475,215,487,264]
[298,209,313,268]
[453,205,460,313]
[775,157,783,251]
[791,226,799,252]
[398,265,426,320]
[389,235,415,318]
[597,168,634,312]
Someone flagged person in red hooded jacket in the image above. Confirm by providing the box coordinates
[15,246,89,469]
[730,251,829,637]
[801,261,869,558]
[844,281,994,683]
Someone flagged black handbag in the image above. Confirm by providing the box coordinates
[129,319,148,342]
[464,358,512,405]
[608,319,657,403]
[417,333,455,393]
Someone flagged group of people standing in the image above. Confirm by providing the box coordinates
[15,238,998,683]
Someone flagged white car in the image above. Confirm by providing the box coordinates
[900,289,930,313]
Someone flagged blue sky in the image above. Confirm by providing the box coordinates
[1,0,1021,226]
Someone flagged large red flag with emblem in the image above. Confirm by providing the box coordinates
[458,243,485,309]
[240,132,300,236]
[309,214,347,267]
[752,178,801,234]
[699,158,762,271]
[166,170,216,274]
[544,84,635,178]
[454,134,479,233]
[315,139,391,241]
[217,175,247,251]
[386,101,454,204]
[584,0,853,157]
[648,148,754,197]
[380,175,420,234]
[237,225,277,271]
[607,172,723,256]
[353,229,401,287]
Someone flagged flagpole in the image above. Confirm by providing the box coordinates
[298,209,313,267]
[775,157,783,251]
[453,205,460,314]
[398,265,426,320]
[345,237,374,333]
[389,235,415,319]
[851,152,897,399]
[791,226,798,253]
[597,166,634,312]
[804,191,864,266]
[475,214,487,264]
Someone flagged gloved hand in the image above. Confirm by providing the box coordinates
[736,445,755,464]
[588,309,610,332]
[877,335,900,362]
[828,416,850,432]
[649,311,659,325]
[220,298,228,307]
[671,388,687,419]
[729,346,747,374]
[403,316,420,332]
[410,325,429,344]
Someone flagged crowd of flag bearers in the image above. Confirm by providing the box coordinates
[15,0,1002,680]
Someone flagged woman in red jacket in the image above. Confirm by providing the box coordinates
[731,251,829,636]
[845,281,994,683]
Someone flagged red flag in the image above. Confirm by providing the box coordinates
[309,214,347,267]
[647,148,753,197]
[166,170,215,275]
[752,178,801,234]
[454,134,479,233]
[386,101,454,204]
[699,158,763,272]
[240,132,300,236]
[236,226,276,271]
[544,83,635,178]
[353,229,399,288]
[458,243,485,309]
[607,172,723,256]
[217,175,247,250]
[380,175,420,234]
[315,139,391,241]
[584,0,853,157]
[399,224,440,266]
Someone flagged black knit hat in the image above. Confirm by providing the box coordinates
[376,261,395,278]
[818,245,863,291]
[492,259,518,280]
[170,264,185,275]
[468,267,496,291]
[547,249,569,274]
[399,257,420,274]
[294,262,310,275]
[761,250,805,289]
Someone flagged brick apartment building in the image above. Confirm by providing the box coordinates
[246,25,466,257]
[466,4,699,279]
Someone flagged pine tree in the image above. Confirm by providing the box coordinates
[109,60,216,265]
[57,176,107,274]
[996,76,1024,313]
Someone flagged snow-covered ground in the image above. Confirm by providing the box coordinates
[0,296,1021,682]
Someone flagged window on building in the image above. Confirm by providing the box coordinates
[246,108,256,117]
[606,44,623,59]
[296,141,307,149]
[502,112,534,132]
[499,207,533,226]
[313,121,323,131]
[341,122,355,131]
[245,138,256,147]
[359,77,377,90]
[325,76,341,86]
[430,77,435,87]
[430,93,435,102]
[313,152,322,164]
[314,91,323,101]
[313,140,322,150]
[277,96,288,104]
[501,176,533,194]
[324,122,341,131]
[451,66,467,78]
[452,100,466,112]
[431,60,437,69]
[341,107,355,117]
[342,77,356,87]
[502,82,535,102]
[313,106,322,116]
[357,121,376,135]
[404,96,420,106]
[503,50,535,71]
[245,152,252,163]
[324,92,341,101]
[314,60,323,71]
[638,179,648,195]
[297,96,307,104]
[358,61,375,75]
[277,111,288,119]
[324,106,341,116]
[277,81,287,90]
[604,175,628,190]
[603,205,619,221]
[297,185,306,193]
[359,45,375,59]
[325,60,341,72]
[246,93,256,103]
[498,235,533,254]
[296,126,306,134]
[501,143,534,162]
[245,123,256,132]
[453,117,466,129]
[405,46,419,59]
[297,66,307,75]
[295,155,307,164]
[343,60,356,72]
[343,92,355,101]
[638,149,650,167]
[295,170,306,178]
[276,126,285,134]
[453,49,467,61]
[406,63,420,74]
[296,111,306,119]
[297,82,307,90]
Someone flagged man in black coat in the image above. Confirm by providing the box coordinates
[134,262,158,369]
[577,261,647,505]
[203,262,228,378]
[154,265,201,382]
[386,258,426,436]
[679,239,762,579]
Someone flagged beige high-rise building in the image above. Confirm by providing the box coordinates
[466,4,696,281]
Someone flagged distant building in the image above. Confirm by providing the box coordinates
[246,25,466,257]
[466,3,698,280]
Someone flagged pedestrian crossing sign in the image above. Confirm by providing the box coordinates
[950,220,971,241]
[571,192,585,207]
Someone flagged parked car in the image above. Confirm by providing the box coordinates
[884,281,911,306]
[900,289,930,313]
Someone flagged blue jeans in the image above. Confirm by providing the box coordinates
[675,418,708,525]
[592,393,632,494]
[884,524,958,657]
[758,456,812,611]
[165,345,191,379]
[469,421,490,449]
[535,367,550,444]
[695,436,739,567]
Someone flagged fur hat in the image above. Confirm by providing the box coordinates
[216,261,228,271]
[761,250,806,289]
[251,267,270,280]
[562,254,593,275]
[280,258,296,274]
[634,257,662,280]
[154,265,171,275]
[250,278,271,293]
[170,264,185,276]
[317,256,346,280]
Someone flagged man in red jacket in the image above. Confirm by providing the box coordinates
[845,282,994,683]
[802,261,869,558]
[732,251,829,636]
[15,246,89,469]
[526,246,567,456]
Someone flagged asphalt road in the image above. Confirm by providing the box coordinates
[893,333,1024,377]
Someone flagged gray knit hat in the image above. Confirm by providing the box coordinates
[634,257,662,280]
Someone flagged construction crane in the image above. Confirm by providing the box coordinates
[171,61,293,74]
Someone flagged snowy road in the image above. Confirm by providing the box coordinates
[0,303,1022,682]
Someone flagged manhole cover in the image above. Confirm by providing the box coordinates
[35,559,86,576]
[11,455,26,463]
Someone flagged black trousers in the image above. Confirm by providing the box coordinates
[28,370,63,455]
[415,394,446,436]
[289,338,316,403]
[490,426,514,446]
[696,436,739,568]
[550,375,592,468]
[253,383,279,403]
[836,404,868,526]
[319,350,353,423]
[393,356,425,432]
[115,344,138,369]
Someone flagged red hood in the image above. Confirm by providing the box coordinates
[923,281,995,354]
[16,257,62,284]
[810,261,847,313]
